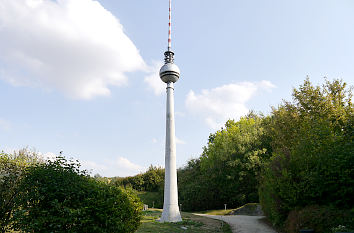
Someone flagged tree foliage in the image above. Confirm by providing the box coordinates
[12,156,142,233]
[178,158,214,211]
[0,149,41,232]
[111,165,164,192]
[178,114,272,211]
[284,205,354,233]
[259,78,354,227]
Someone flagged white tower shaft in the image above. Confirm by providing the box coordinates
[160,82,182,222]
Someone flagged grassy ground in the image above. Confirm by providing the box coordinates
[136,209,232,233]
[195,209,235,215]
[195,203,261,216]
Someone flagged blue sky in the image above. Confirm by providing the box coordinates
[0,0,353,177]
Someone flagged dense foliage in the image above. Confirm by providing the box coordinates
[0,149,41,232]
[258,79,353,229]
[177,78,353,232]
[111,165,164,192]
[284,205,354,233]
[109,165,165,208]
[1,155,142,233]
[177,158,211,211]
[178,114,272,211]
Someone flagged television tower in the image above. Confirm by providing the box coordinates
[159,0,182,223]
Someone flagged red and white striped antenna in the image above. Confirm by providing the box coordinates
[168,0,172,51]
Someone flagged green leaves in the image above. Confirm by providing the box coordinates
[9,156,142,233]
[259,78,354,228]
[178,114,272,211]
[111,165,164,192]
[0,149,41,232]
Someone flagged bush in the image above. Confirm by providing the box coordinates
[284,205,354,233]
[12,156,142,233]
[259,79,354,228]
[0,149,41,232]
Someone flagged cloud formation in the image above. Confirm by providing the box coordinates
[0,0,146,99]
[185,81,276,129]
[81,156,145,177]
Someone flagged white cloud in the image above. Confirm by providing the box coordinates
[0,118,11,131]
[185,81,276,129]
[152,138,158,143]
[0,0,146,99]
[144,60,166,96]
[81,156,145,177]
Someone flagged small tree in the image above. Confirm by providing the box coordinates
[12,156,142,233]
[0,149,40,232]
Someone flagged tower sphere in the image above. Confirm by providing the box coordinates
[160,63,180,83]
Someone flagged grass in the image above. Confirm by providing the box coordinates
[195,209,235,215]
[195,203,261,216]
[136,209,232,233]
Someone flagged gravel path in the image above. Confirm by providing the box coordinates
[195,214,278,233]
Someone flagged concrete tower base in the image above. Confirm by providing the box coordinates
[160,204,182,222]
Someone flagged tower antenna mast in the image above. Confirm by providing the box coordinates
[168,0,172,51]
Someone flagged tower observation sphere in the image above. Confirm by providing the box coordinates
[160,51,180,83]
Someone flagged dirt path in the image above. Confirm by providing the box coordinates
[195,214,278,233]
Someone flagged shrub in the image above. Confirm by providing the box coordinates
[12,156,142,233]
[284,205,354,233]
[0,149,41,232]
[259,79,353,228]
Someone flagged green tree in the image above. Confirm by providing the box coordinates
[142,165,164,192]
[178,158,214,211]
[259,78,354,227]
[0,149,40,232]
[178,114,272,211]
[12,156,142,233]
[110,165,164,192]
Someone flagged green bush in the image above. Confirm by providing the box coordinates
[0,149,41,232]
[259,79,354,228]
[178,114,272,211]
[284,205,354,233]
[12,156,142,233]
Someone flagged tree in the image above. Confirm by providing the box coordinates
[12,156,142,233]
[142,165,164,192]
[178,158,214,211]
[178,113,272,211]
[259,78,354,228]
[0,149,41,232]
